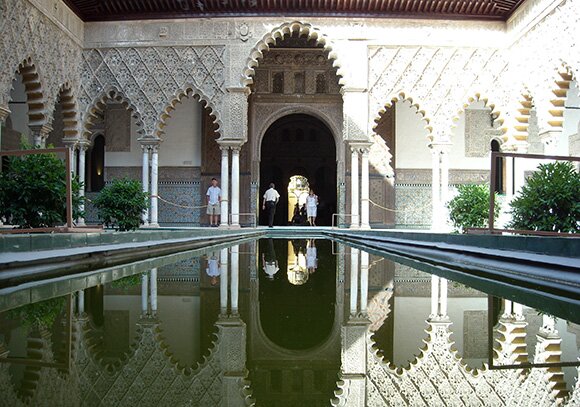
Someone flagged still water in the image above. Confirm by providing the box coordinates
[0,238,578,406]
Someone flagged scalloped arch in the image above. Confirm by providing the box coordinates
[372,91,433,137]
[546,63,575,130]
[450,93,506,143]
[241,21,345,88]
[14,57,47,128]
[82,86,144,140]
[54,83,80,140]
[154,85,222,138]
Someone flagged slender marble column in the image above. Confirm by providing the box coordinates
[439,277,448,317]
[360,251,369,315]
[150,146,159,227]
[77,290,85,315]
[349,247,359,315]
[141,273,149,315]
[231,147,240,227]
[360,148,370,230]
[230,245,239,314]
[220,248,229,314]
[141,146,150,225]
[430,275,440,318]
[77,143,87,226]
[440,147,450,228]
[350,148,360,228]
[150,268,158,316]
[503,299,513,317]
[431,147,441,230]
[220,147,229,227]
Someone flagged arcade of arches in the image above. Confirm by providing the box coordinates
[1,0,580,230]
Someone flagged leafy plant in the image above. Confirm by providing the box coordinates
[0,144,84,228]
[8,296,67,330]
[508,161,580,233]
[447,184,501,233]
[93,178,148,231]
[111,273,143,289]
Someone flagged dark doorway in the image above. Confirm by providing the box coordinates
[259,114,337,226]
[90,134,106,192]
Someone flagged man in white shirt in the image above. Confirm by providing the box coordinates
[262,183,280,228]
[206,178,221,227]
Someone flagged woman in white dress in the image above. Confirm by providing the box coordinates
[306,188,319,226]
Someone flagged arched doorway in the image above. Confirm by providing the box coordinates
[259,114,337,226]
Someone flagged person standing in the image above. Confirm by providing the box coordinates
[262,183,280,228]
[306,188,319,226]
[206,178,221,227]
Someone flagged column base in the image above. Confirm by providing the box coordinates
[140,223,150,228]
[76,218,86,227]
[148,223,160,228]
[229,224,241,229]
[219,223,229,229]
[359,223,370,230]
[349,224,360,229]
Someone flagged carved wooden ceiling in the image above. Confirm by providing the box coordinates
[64,0,527,22]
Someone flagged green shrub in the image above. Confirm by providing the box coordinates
[447,184,501,233]
[0,145,84,228]
[94,178,148,231]
[508,161,580,233]
[8,296,67,330]
[111,273,143,289]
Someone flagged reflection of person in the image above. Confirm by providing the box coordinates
[306,188,319,226]
[306,239,318,273]
[262,183,280,228]
[206,178,221,227]
[205,252,220,286]
[262,239,279,279]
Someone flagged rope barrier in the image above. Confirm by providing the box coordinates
[156,195,208,210]
[368,198,432,214]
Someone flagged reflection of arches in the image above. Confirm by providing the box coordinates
[242,21,345,88]
[258,239,337,350]
[259,113,337,226]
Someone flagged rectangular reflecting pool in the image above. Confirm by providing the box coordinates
[0,237,578,406]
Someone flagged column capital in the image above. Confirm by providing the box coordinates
[429,142,452,154]
[349,141,372,154]
[0,106,11,123]
[30,123,54,136]
[138,137,162,148]
[62,138,79,149]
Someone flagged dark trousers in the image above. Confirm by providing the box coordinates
[265,201,276,227]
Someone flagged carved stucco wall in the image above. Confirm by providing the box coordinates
[0,0,82,128]
[79,45,225,139]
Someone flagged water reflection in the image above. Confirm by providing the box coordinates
[0,238,578,406]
